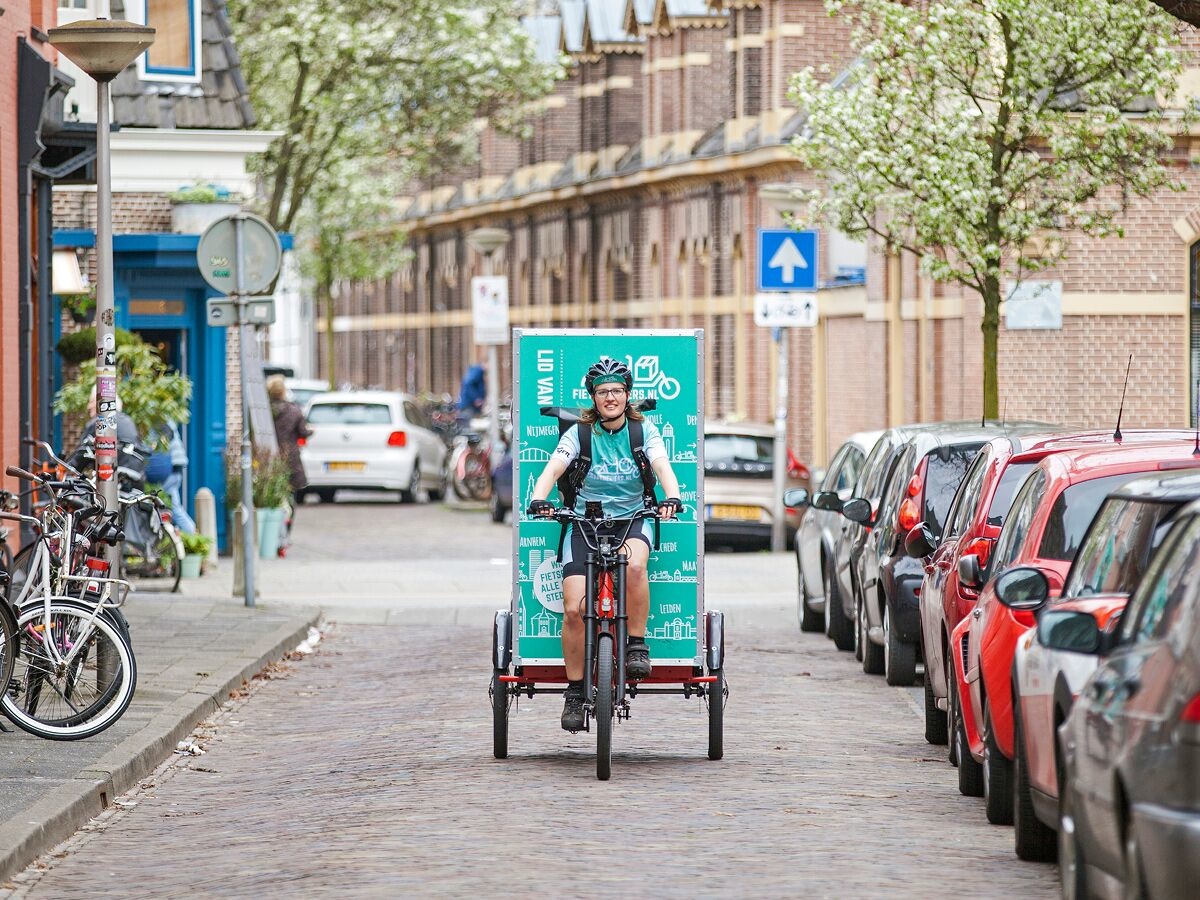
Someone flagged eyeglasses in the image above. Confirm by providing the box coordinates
[594,387,627,399]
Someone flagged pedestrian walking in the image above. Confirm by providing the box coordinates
[267,376,312,507]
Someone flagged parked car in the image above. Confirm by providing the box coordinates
[912,429,1193,748]
[1059,502,1200,898]
[286,377,331,410]
[950,440,1200,824]
[703,422,809,550]
[301,391,448,503]
[847,422,1046,686]
[786,430,881,633]
[490,447,514,523]
[1006,471,1200,862]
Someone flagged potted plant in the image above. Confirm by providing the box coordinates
[180,532,212,578]
[168,183,241,234]
[60,285,97,324]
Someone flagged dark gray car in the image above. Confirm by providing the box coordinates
[1059,501,1200,898]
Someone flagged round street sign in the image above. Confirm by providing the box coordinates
[197,212,282,295]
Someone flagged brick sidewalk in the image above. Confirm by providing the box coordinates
[0,592,318,882]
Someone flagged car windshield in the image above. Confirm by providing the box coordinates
[307,403,392,426]
[291,388,327,408]
[923,443,984,533]
[705,434,773,466]
[987,461,1036,526]
[1038,472,1157,562]
[1062,498,1181,598]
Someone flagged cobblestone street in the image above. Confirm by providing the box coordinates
[4,609,1058,897]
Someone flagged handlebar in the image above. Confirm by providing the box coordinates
[534,504,663,557]
[6,465,41,482]
[23,437,84,477]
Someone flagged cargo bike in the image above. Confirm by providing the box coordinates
[489,329,726,781]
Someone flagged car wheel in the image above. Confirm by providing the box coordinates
[1013,702,1057,861]
[924,666,949,746]
[883,604,917,686]
[860,596,884,675]
[427,467,446,502]
[1058,774,1088,900]
[823,564,854,652]
[315,488,336,504]
[797,563,823,633]
[955,689,984,797]
[400,463,420,504]
[983,704,1014,825]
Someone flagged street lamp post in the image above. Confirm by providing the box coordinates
[49,19,154,546]
[466,227,511,466]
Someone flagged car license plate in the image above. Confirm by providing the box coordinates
[708,504,761,521]
[325,461,366,472]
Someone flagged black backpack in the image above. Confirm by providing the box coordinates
[540,400,660,554]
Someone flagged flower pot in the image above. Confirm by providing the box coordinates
[171,200,241,235]
[256,506,285,559]
[68,305,95,325]
[180,553,203,579]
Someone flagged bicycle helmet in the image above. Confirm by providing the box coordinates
[585,358,633,395]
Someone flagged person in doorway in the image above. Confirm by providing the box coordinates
[525,357,683,732]
[145,421,196,533]
[267,376,312,507]
[456,361,487,430]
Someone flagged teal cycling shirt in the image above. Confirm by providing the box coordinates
[552,418,667,518]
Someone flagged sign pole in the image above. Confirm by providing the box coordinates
[484,252,501,464]
[235,215,257,607]
[772,327,789,553]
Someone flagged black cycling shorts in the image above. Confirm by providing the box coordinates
[560,518,652,578]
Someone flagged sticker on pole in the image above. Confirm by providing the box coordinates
[472,276,510,345]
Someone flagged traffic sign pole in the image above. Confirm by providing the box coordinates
[772,328,788,554]
[234,216,257,608]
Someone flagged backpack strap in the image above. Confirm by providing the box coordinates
[627,418,662,550]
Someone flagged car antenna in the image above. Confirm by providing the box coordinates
[1001,399,1008,437]
[1113,353,1133,442]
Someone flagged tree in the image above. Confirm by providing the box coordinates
[789,0,1192,416]
[226,0,557,384]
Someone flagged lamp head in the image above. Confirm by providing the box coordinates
[466,227,511,257]
[48,19,155,82]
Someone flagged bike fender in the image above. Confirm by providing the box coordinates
[706,610,724,671]
[493,609,512,671]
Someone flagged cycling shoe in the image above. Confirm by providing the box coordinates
[626,645,652,680]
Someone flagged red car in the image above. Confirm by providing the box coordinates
[915,430,1194,748]
[949,439,1200,825]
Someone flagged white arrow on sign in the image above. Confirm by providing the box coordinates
[767,237,809,284]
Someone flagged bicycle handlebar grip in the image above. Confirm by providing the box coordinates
[6,465,39,481]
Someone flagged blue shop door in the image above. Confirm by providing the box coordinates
[120,284,228,548]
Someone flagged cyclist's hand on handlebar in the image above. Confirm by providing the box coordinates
[527,499,554,518]
[658,497,682,521]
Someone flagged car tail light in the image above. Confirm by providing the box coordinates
[1179,692,1200,743]
[387,431,407,447]
[962,536,995,568]
[897,456,929,534]
[898,498,920,532]
[297,436,307,447]
[787,450,810,481]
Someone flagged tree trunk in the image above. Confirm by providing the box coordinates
[980,275,1002,420]
[319,270,336,391]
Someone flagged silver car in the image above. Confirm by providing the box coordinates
[786,431,881,632]
[1059,501,1200,898]
[301,391,447,503]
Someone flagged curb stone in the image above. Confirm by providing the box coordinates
[0,611,321,885]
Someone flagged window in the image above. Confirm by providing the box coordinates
[944,449,989,539]
[130,0,202,82]
[923,443,984,535]
[987,461,1036,526]
[1120,515,1200,644]
[307,403,393,426]
[1062,498,1181,599]
[704,434,773,466]
[990,468,1046,574]
[858,434,897,501]
[1038,473,1153,562]
[877,446,915,527]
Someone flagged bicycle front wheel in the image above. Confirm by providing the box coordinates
[595,633,614,781]
[2,600,137,741]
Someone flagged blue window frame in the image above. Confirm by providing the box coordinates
[136,0,201,82]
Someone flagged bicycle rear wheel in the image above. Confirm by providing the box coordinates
[2,600,137,741]
[595,634,614,781]
[0,601,17,698]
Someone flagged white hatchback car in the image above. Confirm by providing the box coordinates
[301,391,447,503]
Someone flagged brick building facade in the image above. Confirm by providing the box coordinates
[321,0,1200,468]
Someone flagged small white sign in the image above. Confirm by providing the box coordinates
[1005,280,1062,330]
[754,293,818,328]
[472,276,510,345]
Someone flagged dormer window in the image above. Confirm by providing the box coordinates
[129,0,203,83]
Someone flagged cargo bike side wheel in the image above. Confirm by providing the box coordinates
[491,670,509,760]
[708,669,725,761]
[595,634,615,781]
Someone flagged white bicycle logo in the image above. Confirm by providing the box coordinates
[626,355,680,400]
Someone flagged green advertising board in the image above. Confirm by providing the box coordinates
[512,329,704,666]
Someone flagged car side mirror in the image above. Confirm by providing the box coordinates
[905,523,938,559]
[783,487,810,508]
[995,566,1050,612]
[957,554,983,589]
[841,497,872,525]
[1036,609,1102,655]
[811,490,842,512]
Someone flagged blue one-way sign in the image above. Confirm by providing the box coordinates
[757,229,818,292]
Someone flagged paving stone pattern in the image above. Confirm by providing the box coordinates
[7,622,1058,898]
